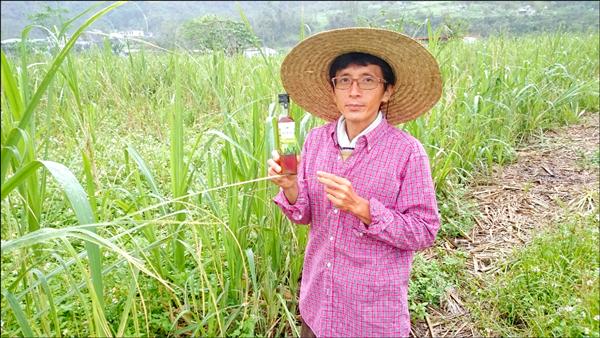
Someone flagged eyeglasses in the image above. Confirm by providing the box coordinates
[331,75,386,90]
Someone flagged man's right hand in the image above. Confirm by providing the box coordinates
[267,150,299,204]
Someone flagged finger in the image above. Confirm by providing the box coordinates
[268,166,284,178]
[326,194,344,209]
[325,187,343,199]
[316,170,333,178]
[317,176,341,190]
[271,149,280,161]
[319,176,348,192]
[317,171,350,186]
[267,159,282,173]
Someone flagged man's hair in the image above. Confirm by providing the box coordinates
[328,52,396,89]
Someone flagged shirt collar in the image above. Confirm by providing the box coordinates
[336,111,383,149]
[329,113,390,153]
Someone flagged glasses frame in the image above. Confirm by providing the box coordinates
[331,75,387,90]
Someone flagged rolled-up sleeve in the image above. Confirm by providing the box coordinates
[357,145,440,251]
[272,130,313,225]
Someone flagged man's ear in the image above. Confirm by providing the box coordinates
[382,85,394,103]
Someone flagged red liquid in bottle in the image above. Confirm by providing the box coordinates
[279,153,297,175]
[278,115,298,175]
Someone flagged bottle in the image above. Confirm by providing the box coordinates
[276,93,298,175]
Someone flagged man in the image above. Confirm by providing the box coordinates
[268,27,442,337]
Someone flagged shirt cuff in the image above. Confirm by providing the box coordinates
[357,197,394,235]
[273,188,308,222]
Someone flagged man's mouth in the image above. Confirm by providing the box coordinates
[346,104,364,111]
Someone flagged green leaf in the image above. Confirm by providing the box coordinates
[127,144,162,197]
[2,289,35,337]
[1,160,43,201]
[206,129,260,163]
[2,160,104,308]
[30,268,61,337]
[40,161,93,223]
[1,1,126,190]
[117,268,140,336]
[0,51,24,120]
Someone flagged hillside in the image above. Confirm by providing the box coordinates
[1,1,599,48]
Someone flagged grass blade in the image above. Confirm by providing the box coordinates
[30,268,62,337]
[2,289,35,337]
[1,1,126,187]
[117,268,141,336]
[1,159,104,309]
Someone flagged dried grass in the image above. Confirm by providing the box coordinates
[412,113,600,337]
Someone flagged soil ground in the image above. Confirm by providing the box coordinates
[411,113,600,337]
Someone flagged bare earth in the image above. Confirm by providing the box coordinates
[411,113,600,337]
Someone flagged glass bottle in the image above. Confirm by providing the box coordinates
[276,94,298,175]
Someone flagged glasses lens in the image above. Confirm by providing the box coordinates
[359,76,378,90]
[335,77,352,89]
[334,76,382,90]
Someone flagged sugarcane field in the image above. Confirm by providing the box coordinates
[1,1,598,337]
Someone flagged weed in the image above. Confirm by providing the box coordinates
[470,211,599,337]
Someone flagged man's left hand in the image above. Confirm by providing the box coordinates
[316,171,371,224]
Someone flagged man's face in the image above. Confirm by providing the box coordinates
[332,63,394,126]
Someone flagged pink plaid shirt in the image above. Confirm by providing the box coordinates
[274,117,440,337]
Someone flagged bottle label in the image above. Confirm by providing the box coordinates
[278,121,296,154]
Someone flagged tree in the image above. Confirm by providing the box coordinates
[247,2,325,49]
[179,15,259,55]
[441,16,470,39]
[27,4,69,30]
[325,12,357,30]
[357,10,422,36]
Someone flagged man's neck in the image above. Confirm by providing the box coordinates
[345,116,377,141]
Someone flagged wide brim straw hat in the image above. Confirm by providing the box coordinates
[281,27,442,125]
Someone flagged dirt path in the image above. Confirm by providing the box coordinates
[411,113,599,337]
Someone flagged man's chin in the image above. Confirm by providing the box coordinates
[342,111,366,120]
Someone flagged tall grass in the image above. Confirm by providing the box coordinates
[1,2,126,336]
[1,10,598,336]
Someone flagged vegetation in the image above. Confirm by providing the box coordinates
[471,210,599,337]
[1,1,599,49]
[408,250,467,320]
[179,15,259,55]
[1,2,599,337]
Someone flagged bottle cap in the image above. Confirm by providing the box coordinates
[278,93,289,105]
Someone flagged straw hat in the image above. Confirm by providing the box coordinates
[280,27,442,125]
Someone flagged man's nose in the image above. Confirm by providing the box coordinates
[349,80,361,96]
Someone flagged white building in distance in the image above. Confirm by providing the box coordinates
[243,47,276,58]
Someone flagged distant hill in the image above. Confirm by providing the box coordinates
[1,1,598,49]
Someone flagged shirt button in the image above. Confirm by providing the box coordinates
[358,232,363,237]
[333,209,338,214]
[326,262,331,268]
[337,155,341,160]
[329,236,334,241]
